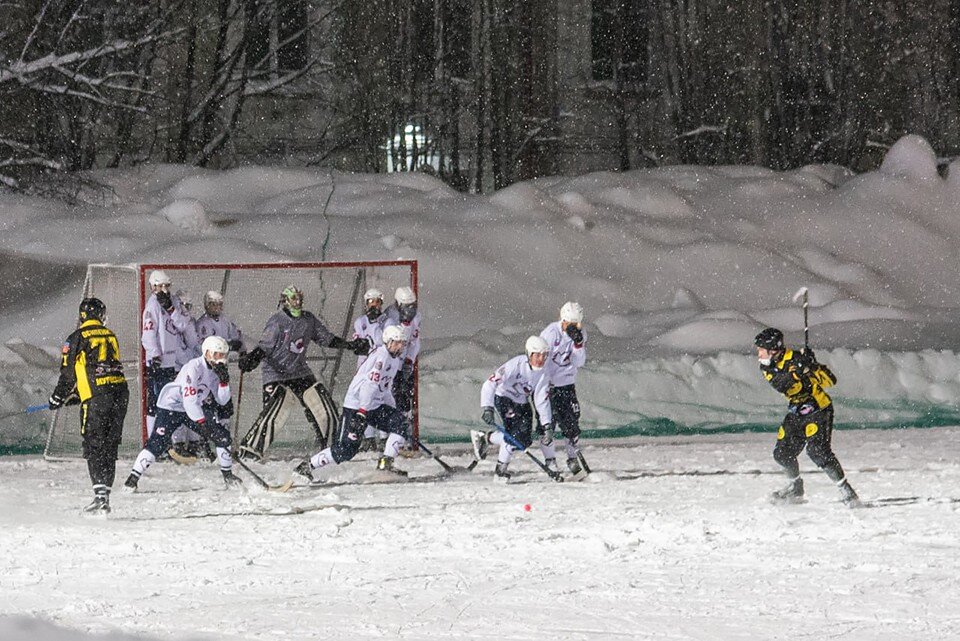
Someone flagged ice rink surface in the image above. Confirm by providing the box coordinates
[1,427,958,640]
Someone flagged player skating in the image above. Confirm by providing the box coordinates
[49,298,129,513]
[538,301,590,478]
[294,325,411,481]
[124,336,242,491]
[754,327,859,507]
[141,270,193,437]
[470,336,553,479]
[236,285,369,460]
[352,288,391,451]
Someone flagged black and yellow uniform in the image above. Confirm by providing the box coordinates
[51,317,129,503]
[761,348,847,488]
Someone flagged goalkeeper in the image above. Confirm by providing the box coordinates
[237,285,369,460]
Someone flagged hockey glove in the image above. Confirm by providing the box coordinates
[565,323,584,345]
[800,347,817,364]
[217,398,235,419]
[350,338,370,356]
[212,362,230,384]
[237,347,264,373]
[227,339,244,352]
[49,391,80,410]
[148,357,162,374]
[155,290,174,312]
[48,392,65,410]
[538,423,554,447]
[481,407,496,426]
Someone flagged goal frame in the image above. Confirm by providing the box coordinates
[137,260,419,448]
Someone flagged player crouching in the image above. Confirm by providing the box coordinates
[294,325,410,483]
[124,336,242,491]
[470,336,553,480]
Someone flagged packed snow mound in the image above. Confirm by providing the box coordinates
[0,617,176,641]
[1,133,959,358]
[880,134,939,181]
[157,199,211,232]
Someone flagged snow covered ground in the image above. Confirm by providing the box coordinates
[2,429,960,640]
[2,133,960,638]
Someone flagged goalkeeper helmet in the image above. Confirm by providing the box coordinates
[79,298,106,322]
[279,285,304,318]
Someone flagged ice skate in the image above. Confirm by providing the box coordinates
[294,460,315,482]
[83,495,110,514]
[770,477,804,504]
[358,437,377,453]
[567,452,590,481]
[470,430,489,461]
[221,470,244,487]
[122,473,139,493]
[494,461,512,481]
[838,480,861,508]
[376,455,408,478]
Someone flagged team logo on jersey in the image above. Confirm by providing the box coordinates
[289,338,305,354]
[375,360,384,370]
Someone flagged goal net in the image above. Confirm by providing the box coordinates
[44,261,419,460]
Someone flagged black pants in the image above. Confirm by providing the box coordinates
[80,385,129,488]
[549,384,582,442]
[146,407,232,458]
[495,396,534,449]
[331,406,407,464]
[773,404,845,482]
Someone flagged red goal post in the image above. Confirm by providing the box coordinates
[44,260,419,460]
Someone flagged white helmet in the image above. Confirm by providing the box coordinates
[394,286,417,305]
[383,325,407,344]
[364,288,384,303]
[525,335,549,356]
[204,290,224,306]
[201,336,229,363]
[560,301,584,324]
[148,270,172,286]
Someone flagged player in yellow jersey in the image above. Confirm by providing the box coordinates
[49,298,129,513]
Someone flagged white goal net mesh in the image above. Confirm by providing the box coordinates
[44,261,418,460]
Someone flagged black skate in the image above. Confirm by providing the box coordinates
[376,455,408,477]
[358,437,377,453]
[294,460,316,483]
[83,495,110,514]
[123,473,139,492]
[838,480,861,508]
[221,470,244,487]
[494,462,512,480]
[470,430,489,461]
[771,477,805,504]
[567,452,590,480]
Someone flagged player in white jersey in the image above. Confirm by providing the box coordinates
[470,336,553,479]
[124,336,241,490]
[385,286,420,416]
[294,325,410,481]
[196,291,245,355]
[141,270,193,436]
[170,290,206,459]
[353,288,391,451]
[537,301,590,477]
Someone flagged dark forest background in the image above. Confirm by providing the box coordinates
[2,0,959,193]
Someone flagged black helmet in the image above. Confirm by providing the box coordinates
[79,297,106,322]
[754,327,784,350]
